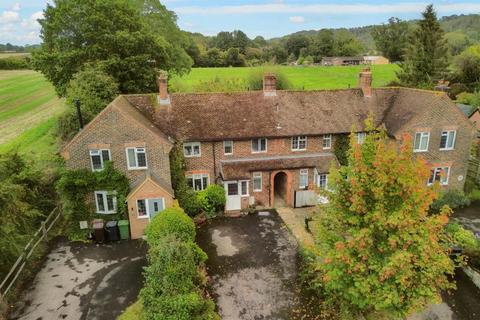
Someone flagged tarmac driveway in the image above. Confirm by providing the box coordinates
[10,238,147,320]
[196,211,301,320]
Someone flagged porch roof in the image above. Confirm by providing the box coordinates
[220,153,338,180]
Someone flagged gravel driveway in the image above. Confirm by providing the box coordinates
[9,238,147,320]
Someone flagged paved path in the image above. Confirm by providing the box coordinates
[196,211,301,320]
[9,238,147,320]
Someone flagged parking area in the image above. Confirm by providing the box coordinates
[9,238,147,320]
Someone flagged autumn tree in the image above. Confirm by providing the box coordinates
[313,120,454,318]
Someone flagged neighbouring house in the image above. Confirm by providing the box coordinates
[458,103,480,132]
[363,55,390,65]
[321,56,390,66]
[62,69,475,239]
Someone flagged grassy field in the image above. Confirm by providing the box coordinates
[0,52,30,59]
[170,64,399,92]
[0,70,65,163]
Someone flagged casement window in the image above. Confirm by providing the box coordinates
[299,169,308,189]
[126,147,147,169]
[428,167,450,186]
[413,132,430,152]
[240,180,249,196]
[90,149,110,171]
[224,140,233,155]
[317,174,328,190]
[253,172,262,192]
[322,134,332,149]
[252,138,267,153]
[184,142,201,157]
[439,130,456,150]
[137,198,165,219]
[94,191,117,214]
[357,132,367,145]
[186,173,209,191]
[292,136,307,151]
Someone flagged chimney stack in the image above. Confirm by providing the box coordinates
[263,73,277,97]
[157,73,170,105]
[359,67,372,97]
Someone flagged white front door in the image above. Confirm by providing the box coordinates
[148,198,165,220]
[225,181,241,211]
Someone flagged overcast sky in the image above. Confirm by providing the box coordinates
[1,0,480,45]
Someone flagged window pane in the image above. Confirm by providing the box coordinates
[137,199,147,216]
[106,194,116,212]
[224,141,232,154]
[193,145,200,155]
[241,181,248,195]
[228,183,238,196]
[420,135,428,150]
[187,177,193,188]
[96,193,105,212]
[127,149,136,167]
[447,132,455,149]
[440,132,448,149]
[260,138,266,151]
[252,139,258,151]
[194,177,202,191]
[137,151,147,167]
[91,154,102,170]
[101,150,110,162]
[414,133,421,150]
[184,145,192,156]
[253,173,262,191]
[202,176,208,190]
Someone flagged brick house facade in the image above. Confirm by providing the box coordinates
[62,69,475,239]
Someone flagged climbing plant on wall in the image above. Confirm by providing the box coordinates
[57,162,129,241]
[333,133,349,166]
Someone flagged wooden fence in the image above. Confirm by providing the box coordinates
[0,207,61,298]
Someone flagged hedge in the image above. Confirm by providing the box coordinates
[197,184,226,218]
[145,207,196,246]
[0,56,30,69]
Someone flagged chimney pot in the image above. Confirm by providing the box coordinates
[359,67,372,98]
[157,73,170,105]
[263,73,277,97]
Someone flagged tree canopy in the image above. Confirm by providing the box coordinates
[372,17,410,62]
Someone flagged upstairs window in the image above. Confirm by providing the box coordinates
[90,149,110,171]
[186,173,209,191]
[322,134,332,149]
[95,191,117,214]
[299,169,308,189]
[439,130,456,150]
[224,140,233,155]
[357,132,367,144]
[428,167,450,186]
[252,138,267,153]
[292,136,307,151]
[126,147,147,169]
[184,142,201,157]
[253,172,262,192]
[414,132,430,152]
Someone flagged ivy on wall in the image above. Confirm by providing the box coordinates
[57,162,129,241]
[333,134,349,166]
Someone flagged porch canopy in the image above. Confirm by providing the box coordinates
[220,153,338,180]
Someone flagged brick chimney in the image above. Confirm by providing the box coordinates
[157,73,170,105]
[359,67,372,97]
[263,73,277,97]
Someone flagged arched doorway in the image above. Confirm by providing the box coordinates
[273,172,287,207]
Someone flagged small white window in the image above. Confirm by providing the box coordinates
[186,173,209,191]
[137,199,147,218]
[253,172,262,192]
[183,142,201,157]
[292,136,307,151]
[240,180,249,196]
[224,140,233,155]
[323,134,332,149]
[90,149,110,171]
[440,130,456,150]
[94,191,117,214]
[299,169,308,189]
[126,147,148,169]
[317,174,328,189]
[357,132,367,145]
[428,167,450,186]
[252,138,267,153]
[414,132,430,152]
[137,198,165,219]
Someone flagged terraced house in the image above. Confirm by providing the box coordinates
[62,69,475,239]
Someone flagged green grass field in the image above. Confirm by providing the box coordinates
[0,70,66,164]
[170,64,399,93]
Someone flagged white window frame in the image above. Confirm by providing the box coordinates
[291,136,307,151]
[317,173,328,190]
[184,142,201,157]
[439,130,456,151]
[251,138,267,153]
[413,132,430,152]
[240,180,249,196]
[322,134,332,149]
[137,198,166,219]
[89,149,111,172]
[126,147,148,170]
[186,173,209,191]
[253,172,262,192]
[357,132,367,145]
[224,140,233,155]
[299,169,309,189]
[428,167,450,186]
[94,191,117,214]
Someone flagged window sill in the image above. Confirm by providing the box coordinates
[253,190,262,193]
[97,212,116,215]
[184,154,201,158]
[251,151,267,154]
[127,167,148,171]
[323,147,331,150]
[413,150,428,153]
[137,215,149,219]
[291,149,307,152]
[439,148,454,151]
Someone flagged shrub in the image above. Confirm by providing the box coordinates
[145,207,196,245]
[445,222,479,250]
[0,56,30,69]
[178,187,203,217]
[197,184,226,218]
[430,190,471,213]
[468,188,480,202]
[117,299,144,320]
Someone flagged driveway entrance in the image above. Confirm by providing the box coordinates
[196,211,301,319]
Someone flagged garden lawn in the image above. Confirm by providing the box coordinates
[170,64,399,92]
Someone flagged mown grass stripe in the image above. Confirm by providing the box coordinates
[0,81,52,109]
[0,92,57,122]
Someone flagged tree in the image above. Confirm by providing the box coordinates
[212,31,234,51]
[454,44,480,88]
[372,17,410,62]
[285,34,311,59]
[334,29,363,56]
[225,48,246,67]
[32,0,191,96]
[203,48,225,67]
[311,29,335,61]
[397,5,448,87]
[231,30,251,53]
[252,36,267,48]
[312,120,454,318]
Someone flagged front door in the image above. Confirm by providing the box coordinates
[148,198,165,220]
[225,181,241,211]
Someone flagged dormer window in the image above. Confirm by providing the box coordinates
[252,138,267,153]
[292,136,307,151]
[184,142,201,157]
